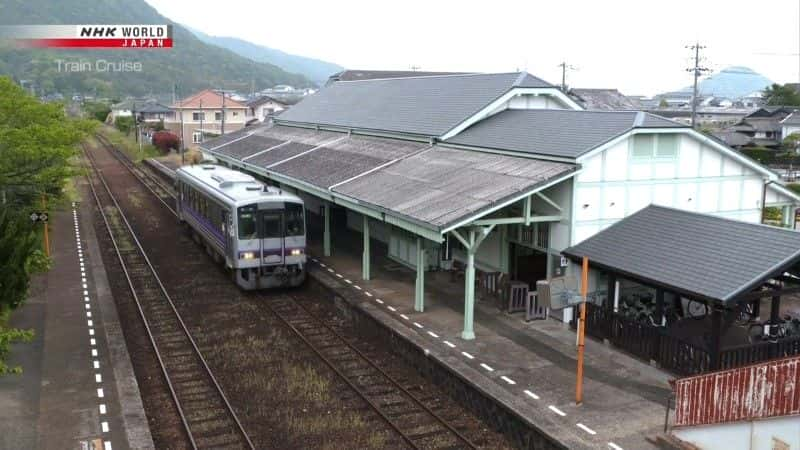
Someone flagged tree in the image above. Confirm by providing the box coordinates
[658,98,669,108]
[114,115,134,135]
[762,83,800,106]
[0,76,91,374]
[783,133,800,153]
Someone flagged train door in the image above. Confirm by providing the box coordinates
[260,210,284,265]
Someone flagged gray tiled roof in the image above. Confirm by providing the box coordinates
[562,205,800,304]
[782,112,800,126]
[445,109,685,159]
[203,124,576,230]
[276,72,553,137]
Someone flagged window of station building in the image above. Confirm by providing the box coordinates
[631,134,678,160]
[192,131,203,143]
[215,111,223,121]
[285,203,305,236]
[192,112,205,121]
[238,205,257,240]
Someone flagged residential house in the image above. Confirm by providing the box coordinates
[135,101,174,127]
[780,111,800,140]
[722,106,796,148]
[201,71,799,345]
[245,95,288,124]
[109,100,134,121]
[166,89,248,148]
[326,69,470,86]
[569,88,642,111]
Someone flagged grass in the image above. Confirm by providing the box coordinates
[99,125,161,163]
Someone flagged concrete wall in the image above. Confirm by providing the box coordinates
[672,415,800,450]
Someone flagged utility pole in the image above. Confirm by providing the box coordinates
[558,61,577,93]
[221,86,226,135]
[199,99,204,145]
[177,84,185,165]
[686,43,711,129]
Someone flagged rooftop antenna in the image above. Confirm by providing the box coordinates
[558,61,578,93]
[410,65,421,71]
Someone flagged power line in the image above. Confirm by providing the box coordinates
[686,43,712,129]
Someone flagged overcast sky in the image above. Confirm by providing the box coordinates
[145,0,800,96]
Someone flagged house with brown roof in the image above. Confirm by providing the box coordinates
[166,89,248,148]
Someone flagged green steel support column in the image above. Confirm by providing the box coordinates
[362,215,370,280]
[415,237,425,312]
[323,203,331,257]
[462,230,477,340]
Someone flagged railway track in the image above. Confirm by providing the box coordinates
[91,135,492,449]
[82,143,255,450]
[94,133,177,214]
[265,292,479,450]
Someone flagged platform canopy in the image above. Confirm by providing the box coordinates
[203,123,577,242]
[562,205,800,306]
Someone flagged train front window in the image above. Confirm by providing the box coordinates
[285,203,305,236]
[261,211,282,239]
[238,205,257,239]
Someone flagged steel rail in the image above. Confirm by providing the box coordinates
[266,295,478,450]
[82,144,255,450]
[94,133,177,216]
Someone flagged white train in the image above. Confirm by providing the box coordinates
[175,165,306,289]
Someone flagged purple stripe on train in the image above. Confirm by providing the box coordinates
[181,201,226,248]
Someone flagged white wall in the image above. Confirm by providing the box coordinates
[783,125,800,138]
[673,415,800,450]
[570,132,793,245]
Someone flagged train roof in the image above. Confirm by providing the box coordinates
[177,164,302,206]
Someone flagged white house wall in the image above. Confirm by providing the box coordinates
[672,415,799,450]
[571,133,783,246]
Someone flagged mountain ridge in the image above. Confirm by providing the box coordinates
[0,0,316,97]
[188,27,343,86]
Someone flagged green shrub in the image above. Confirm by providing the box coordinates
[114,116,134,135]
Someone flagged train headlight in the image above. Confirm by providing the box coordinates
[290,249,303,256]
[241,251,256,260]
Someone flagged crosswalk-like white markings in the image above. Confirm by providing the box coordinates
[92,349,98,357]
[461,352,474,359]
[328,268,334,273]
[413,322,423,329]
[427,331,439,338]
[95,374,102,383]
[101,421,109,433]
[104,441,112,450]
[99,404,107,414]
[88,320,93,327]
[375,299,384,304]
[354,285,362,290]
[344,279,352,284]
[548,405,566,416]
[90,338,96,346]
[89,328,95,336]
[336,274,343,278]
[97,388,104,398]
[93,360,100,369]
[608,443,623,450]
[443,341,456,348]
[524,389,540,400]
[480,363,494,372]
[365,292,373,297]
[400,314,409,320]
[576,423,597,435]
[387,306,396,312]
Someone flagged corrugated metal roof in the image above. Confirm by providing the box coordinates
[276,72,553,137]
[204,124,575,231]
[445,109,686,159]
[674,355,800,427]
[563,205,800,303]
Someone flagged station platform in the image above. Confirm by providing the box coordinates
[306,230,672,450]
[0,183,153,449]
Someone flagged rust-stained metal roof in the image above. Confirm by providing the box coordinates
[203,124,576,232]
[673,355,800,427]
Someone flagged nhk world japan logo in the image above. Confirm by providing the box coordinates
[0,25,173,48]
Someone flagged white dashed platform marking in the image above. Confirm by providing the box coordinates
[548,405,566,416]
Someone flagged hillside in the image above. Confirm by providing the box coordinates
[686,66,772,99]
[0,0,314,98]
[190,28,343,86]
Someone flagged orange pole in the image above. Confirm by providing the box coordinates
[576,256,588,404]
[41,194,50,257]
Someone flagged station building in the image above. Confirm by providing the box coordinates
[200,71,800,340]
